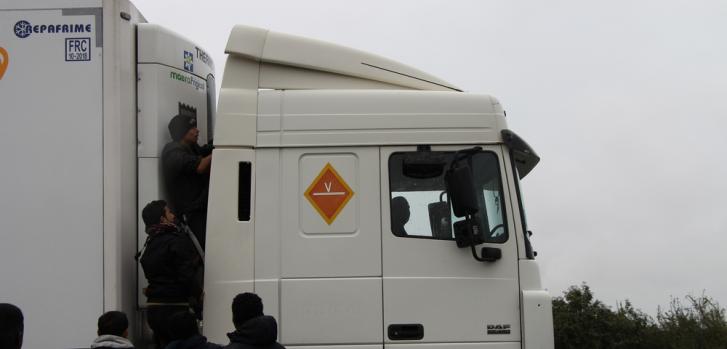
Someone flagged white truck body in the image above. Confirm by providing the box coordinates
[1,2,552,347]
[203,26,553,349]
[0,1,214,348]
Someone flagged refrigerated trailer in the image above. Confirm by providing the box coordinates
[0,1,215,348]
[1,2,553,348]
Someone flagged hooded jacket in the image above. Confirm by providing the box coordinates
[140,224,202,302]
[165,334,223,349]
[224,316,285,349]
[90,334,134,349]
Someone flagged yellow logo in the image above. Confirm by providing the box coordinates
[0,47,8,80]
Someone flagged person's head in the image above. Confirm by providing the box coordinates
[97,311,128,338]
[232,293,263,328]
[168,114,199,144]
[0,303,24,349]
[390,196,411,233]
[168,311,199,341]
[141,200,175,228]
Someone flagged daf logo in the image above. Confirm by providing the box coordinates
[14,20,32,38]
[487,324,511,335]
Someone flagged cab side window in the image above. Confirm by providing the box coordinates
[388,151,508,243]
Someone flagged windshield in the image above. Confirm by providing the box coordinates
[388,151,508,243]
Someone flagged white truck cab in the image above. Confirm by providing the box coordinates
[203,26,553,349]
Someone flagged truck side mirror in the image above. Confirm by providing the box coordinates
[480,247,502,262]
[445,164,478,217]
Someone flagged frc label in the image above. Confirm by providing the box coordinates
[65,38,91,62]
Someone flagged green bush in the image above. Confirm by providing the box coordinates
[553,284,727,349]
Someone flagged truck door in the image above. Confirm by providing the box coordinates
[275,147,384,346]
[136,24,215,307]
[381,146,521,348]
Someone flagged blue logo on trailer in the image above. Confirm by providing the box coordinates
[12,20,92,39]
[183,51,194,72]
[14,21,32,38]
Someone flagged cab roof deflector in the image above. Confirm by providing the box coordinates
[225,25,462,92]
[501,129,540,178]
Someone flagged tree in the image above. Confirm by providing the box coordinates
[656,294,727,349]
[611,300,657,349]
[552,284,727,349]
[552,283,621,348]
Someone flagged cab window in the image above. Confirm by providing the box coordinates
[388,151,508,243]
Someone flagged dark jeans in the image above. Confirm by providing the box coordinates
[147,305,189,348]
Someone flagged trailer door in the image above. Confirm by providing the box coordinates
[381,146,521,348]
[0,6,104,349]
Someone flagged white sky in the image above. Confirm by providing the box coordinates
[133,0,727,316]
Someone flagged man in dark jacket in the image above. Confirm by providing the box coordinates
[165,311,222,349]
[140,200,203,348]
[224,293,285,349]
[162,114,213,248]
[90,311,134,349]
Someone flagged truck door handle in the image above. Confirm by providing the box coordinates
[388,323,424,340]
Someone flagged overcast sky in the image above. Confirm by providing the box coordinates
[133,0,727,316]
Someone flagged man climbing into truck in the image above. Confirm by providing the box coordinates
[162,114,213,248]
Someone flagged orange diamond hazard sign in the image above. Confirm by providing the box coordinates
[304,163,355,225]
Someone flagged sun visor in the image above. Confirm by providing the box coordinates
[501,129,540,178]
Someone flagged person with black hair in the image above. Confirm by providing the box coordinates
[165,311,222,349]
[140,200,203,349]
[390,196,411,237]
[161,114,213,249]
[0,303,23,349]
[224,293,285,349]
[90,311,134,349]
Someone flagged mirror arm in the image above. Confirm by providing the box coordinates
[470,244,486,262]
[464,214,501,263]
[465,214,487,262]
[447,146,483,171]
